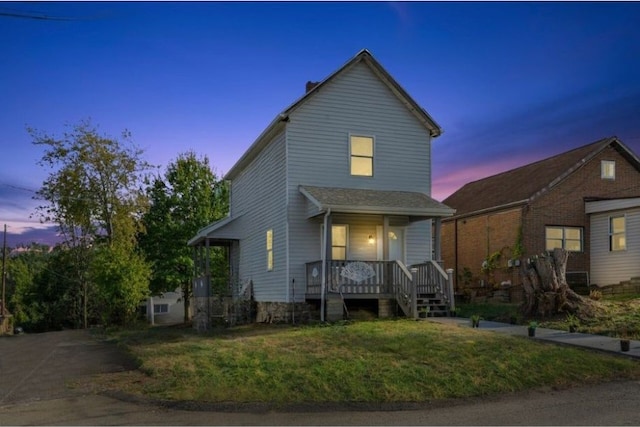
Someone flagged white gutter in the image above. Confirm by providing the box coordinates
[320,208,331,322]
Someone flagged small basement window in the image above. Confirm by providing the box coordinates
[154,304,169,314]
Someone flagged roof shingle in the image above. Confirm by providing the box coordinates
[443,137,637,218]
[300,185,454,217]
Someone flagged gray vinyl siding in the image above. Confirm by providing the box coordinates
[231,131,287,302]
[286,61,432,194]
[286,61,434,297]
[406,220,432,266]
[348,222,378,260]
[590,208,640,286]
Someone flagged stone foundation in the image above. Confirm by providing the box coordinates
[255,301,312,324]
[597,278,640,296]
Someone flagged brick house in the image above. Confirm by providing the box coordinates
[441,136,640,293]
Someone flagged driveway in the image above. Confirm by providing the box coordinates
[0,329,137,406]
[1,329,640,425]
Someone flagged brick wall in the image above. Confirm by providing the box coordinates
[442,208,522,291]
[442,144,640,291]
[523,145,640,274]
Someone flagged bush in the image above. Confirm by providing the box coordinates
[590,289,603,301]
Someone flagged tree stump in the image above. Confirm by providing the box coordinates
[520,248,601,318]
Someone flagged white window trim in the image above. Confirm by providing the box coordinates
[545,226,583,252]
[320,224,349,260]
[349,133,375,177]
[266,229,274,271]
[154,303,169,314]
[609,215,626,252]
[601,160,616,180]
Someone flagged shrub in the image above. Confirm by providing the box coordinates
[589,289,603,301]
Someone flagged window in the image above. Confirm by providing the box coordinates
[545,226,583,252]
[266,229,273,271]
[610,216,626,251]
[601,160,615,179]
[332,225,348,260]
[350,135,374,176]
[154,304,169,314]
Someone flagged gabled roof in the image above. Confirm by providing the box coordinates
[300,185,455,218]
[443,136,640,219]
[225,49,442,180]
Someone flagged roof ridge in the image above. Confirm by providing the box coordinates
[455,136,615,190]
[443,136,623,217]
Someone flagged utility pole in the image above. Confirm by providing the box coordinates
[1,224,7,318]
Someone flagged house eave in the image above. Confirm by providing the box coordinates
[225,49,442,181]
[188,215,243,246]
[443,199,528,222]
[224,117,288,181]
[585,197,640,214]
[311,205,455,219]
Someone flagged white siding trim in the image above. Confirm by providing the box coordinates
[586,197,640,214]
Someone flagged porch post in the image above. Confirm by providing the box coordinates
[321,210,332,322]
[383,215,391,292]
[382,216,390,260]
[434,217,442,262]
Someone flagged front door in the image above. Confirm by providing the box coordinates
[376,226,405,262]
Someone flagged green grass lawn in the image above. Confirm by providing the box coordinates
[457,296,640,339]
[101,319,640,405]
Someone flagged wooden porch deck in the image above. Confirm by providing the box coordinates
[305,259,452,317]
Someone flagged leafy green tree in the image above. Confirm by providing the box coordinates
[141,151,228,322]
[7,247,49,328]
[91,244,151,326]
[9,247,88,331]
[30,120,153,328]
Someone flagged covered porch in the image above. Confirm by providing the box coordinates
[299,185,456,320]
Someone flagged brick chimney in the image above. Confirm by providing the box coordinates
[306,81,320,93]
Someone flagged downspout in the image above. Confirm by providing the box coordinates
[454,218,458,293]
[320,208,331,322]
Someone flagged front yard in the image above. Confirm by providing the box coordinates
[99,318,640,406]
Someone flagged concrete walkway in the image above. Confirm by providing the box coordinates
[429,317,640,359]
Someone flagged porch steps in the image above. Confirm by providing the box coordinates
[416,294,449,317]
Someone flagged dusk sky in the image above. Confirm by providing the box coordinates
[1,1,639,246]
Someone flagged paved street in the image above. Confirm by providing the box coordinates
[1,328,639,425]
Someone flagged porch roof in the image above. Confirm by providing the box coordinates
[188,215,243,246]
[299,185,455,218]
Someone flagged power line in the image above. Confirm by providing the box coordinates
[0,7,89,21]
[0,183,37,193]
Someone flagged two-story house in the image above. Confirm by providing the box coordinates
[189,49,455,324]
[441,137,640,295]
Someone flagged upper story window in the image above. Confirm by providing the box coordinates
[609,216,626,251]
[266,229,274,271]
[545,226,583,252]
[350,135,374,177]
[601,160,615,180]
